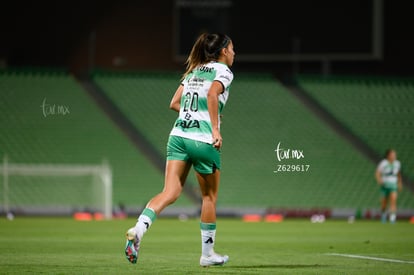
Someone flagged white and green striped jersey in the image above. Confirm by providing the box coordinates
[377,159,401,188]
[170,61,233,144]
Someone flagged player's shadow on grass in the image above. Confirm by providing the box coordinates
[230,264,328,269]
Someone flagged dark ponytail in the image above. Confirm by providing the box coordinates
[384,148,394,158]
[183,33,231,79]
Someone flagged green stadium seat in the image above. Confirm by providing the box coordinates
[3,69,413,213]
[0,70,192,210]
[94,72,403,209]
[298,75,414,208]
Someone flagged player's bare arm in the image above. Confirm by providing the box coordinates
[397,171,403,192]
[170,85,184,112]
[207,81,223,149]
[375,169,382,185]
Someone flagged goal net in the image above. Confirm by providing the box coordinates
[0,156,112,219]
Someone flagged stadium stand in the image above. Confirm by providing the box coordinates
[297,75,414,183]
[0,69,193,212]
[93,72,414,209]
[3,69,412,215]
[93,71,180,157]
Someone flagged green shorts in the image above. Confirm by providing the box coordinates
[167,135,221,174]
[380,185,398,197]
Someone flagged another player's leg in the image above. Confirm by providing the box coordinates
[197,170,229,267]
[388,191,398,223]
[125,160,191,264]
[380,188,389,223]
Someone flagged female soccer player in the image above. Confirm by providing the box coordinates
[375,149,402,223]
[125,33,235,266]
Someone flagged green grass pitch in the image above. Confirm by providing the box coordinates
[1,217,413,274]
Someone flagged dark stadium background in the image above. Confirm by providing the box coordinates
[1,0,413,219]
[1,0,413,76]
[2,4,414,272]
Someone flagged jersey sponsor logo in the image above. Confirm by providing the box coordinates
[199,65,213,73]
[385,169,396,176]
[191,76,204,83]
[188,77,204,88]
[175,119,200,129]
[184,113,192,120]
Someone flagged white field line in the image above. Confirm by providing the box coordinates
[326,253,414,264]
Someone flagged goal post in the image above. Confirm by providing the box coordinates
[1,155,112,219]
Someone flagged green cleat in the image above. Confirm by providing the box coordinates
[125,228,140,264]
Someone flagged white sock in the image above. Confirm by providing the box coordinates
[389,212,396,223]
[134,208,156,240]
[200,222,216,257]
